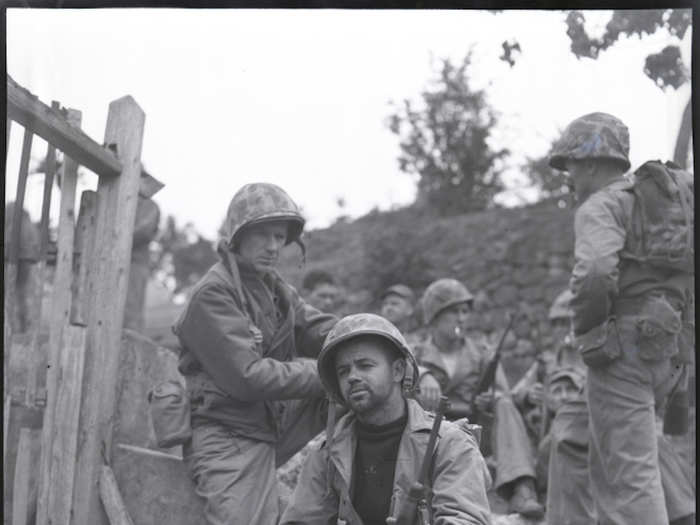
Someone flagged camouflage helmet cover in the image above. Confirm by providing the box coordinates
[421,278,474,325]
[548,289,574,321]
[549,112,631,172]
[547,367,585,391]
[221,183,305,246]
[317,313,419,405]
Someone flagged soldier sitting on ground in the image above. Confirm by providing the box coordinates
[303,269,344,315]
[413,278,545,519]
[281,313,492,525]
[379,283,425,347]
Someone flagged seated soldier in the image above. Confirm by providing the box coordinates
[281,313,492,525]
[303,269,343,314]
[413,278,545,519]
[379,283,424,346]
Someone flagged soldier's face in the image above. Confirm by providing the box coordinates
[335,340,404,416]
[547,378,579,413]
[433,302,471,341]
[381,294,413,325]
[237,221,287,273]
[308,283,340,312]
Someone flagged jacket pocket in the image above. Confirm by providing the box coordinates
[635,296,682,361]
[575,318,622,368]
[148,380,192,448]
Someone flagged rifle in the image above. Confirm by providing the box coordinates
[470,312,515,421]
[386,396,449,525]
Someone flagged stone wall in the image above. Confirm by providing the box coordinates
[280,200,576,355]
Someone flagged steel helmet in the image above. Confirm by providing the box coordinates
[221,183,305,248]
[548,289,574,321]
[317,313,419,405]
[421,278,474,325]
[549,112,631,172]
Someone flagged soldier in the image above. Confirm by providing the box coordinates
[281,313,492,525]
[549,112,695,525]
[413,278,545,519]
[303,269,343,314]
[173,183,337,525]
[379,283,424,346]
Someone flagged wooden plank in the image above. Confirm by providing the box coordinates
[38,102,61,258]
[7,76,163,198]
[99,465,135,525]
[4,395,11,467]
[70,191,98,326]
[9,127,33,267]
[71,96,146,525]
[35,109,82,525]
[46,325,87,525]
[7,75,121,178]
[6,116,11,161]
[12,427,32,525]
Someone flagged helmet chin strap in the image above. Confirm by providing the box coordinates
[295,238,306,268]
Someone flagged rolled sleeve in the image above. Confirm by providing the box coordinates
[178,283,323,402]
[570,194,626,335]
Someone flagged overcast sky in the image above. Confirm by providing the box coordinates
[6,9,692,239]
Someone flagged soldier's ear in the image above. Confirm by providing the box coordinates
[392,358,406,382]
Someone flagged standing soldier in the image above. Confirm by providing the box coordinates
[549,112,695,525]
[413,278,544,519]
[281,313,492,525]
[173,183,337,525]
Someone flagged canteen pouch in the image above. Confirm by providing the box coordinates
[575,318,622,368]
[148,380,192,448]
[635,295,682,361]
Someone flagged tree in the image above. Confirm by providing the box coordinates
[564,9,692,168]
[152,216,217,293]
[387,53,508,216]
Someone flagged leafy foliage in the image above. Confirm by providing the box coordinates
[387,53,508,216]
[152,215,217,293]
[565,9,690,90]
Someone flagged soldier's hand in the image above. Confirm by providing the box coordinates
[474,392,494,414]
[418,373,442,412]
[526,383,544,406]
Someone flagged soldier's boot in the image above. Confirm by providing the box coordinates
[509,476,545,519]
[670,514,695,525]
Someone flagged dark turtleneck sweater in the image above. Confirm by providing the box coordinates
[351,411,408,525]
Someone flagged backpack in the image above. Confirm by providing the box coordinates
[621,160,694,273]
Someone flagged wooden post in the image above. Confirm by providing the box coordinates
[12,428,32,525]
[35,109,82,525]
[70,191,98,326]
[46,325,87,524]
[99,465,135,525]
[71,96,145,525]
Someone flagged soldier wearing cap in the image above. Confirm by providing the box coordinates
[550,112,695,525]
[173,183,337,525]
[379,283,424,346]
[413,278,545,519]
[281,313,492,525]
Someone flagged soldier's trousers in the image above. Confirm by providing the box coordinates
[183,396,327,525]
[587,318,695,525]
[547,397,695,525]
[492,395,536,495]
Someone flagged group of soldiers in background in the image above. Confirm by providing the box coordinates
[165,112,694,525]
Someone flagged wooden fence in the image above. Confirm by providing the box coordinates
[4,74,163,525]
